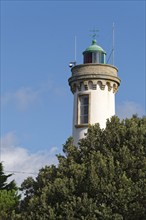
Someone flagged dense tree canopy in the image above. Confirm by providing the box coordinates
[14,116,146,219]
[0,163,20,220]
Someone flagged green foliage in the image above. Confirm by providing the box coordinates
[16,116,146,219]
[0,163,20,220]
[0,163,16,190]
[0,190,20,220]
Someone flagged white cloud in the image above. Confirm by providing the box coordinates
[1,132,59,186]
[1,87,40,111]
[15,87,40,110]
[1,79,66,111]
[116,101,145,119]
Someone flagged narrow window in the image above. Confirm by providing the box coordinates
[84,53,92,63]
[92,52,99,63]
[79,95,89,124]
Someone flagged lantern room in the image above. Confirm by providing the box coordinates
[83,39,106,64]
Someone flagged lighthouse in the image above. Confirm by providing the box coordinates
[68,39,120,146]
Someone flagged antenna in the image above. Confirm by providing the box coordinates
[112,22,115,65]
[75,35,76,63]
[69,36,77,68]
[107,23,115,64]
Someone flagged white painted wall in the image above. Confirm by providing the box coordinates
[90,84,115,127]
[72,84,115,146]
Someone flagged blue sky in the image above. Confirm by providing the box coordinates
[1,0,145,184]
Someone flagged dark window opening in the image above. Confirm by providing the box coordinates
[79,95,89,124]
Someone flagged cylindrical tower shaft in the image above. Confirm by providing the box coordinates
[68,40,120,146]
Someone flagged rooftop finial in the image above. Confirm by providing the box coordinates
[90,28,99,40]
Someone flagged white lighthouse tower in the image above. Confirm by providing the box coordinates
[68,38,120,146]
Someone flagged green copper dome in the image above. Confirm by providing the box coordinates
[83,39,106,54]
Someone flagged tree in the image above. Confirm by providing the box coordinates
[16,116,146,219]
[0,163,16,190]
[0,163,20,220]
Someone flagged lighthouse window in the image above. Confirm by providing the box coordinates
[92,52,99,63]
[84,53,92,63]
[79,95,89,124]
